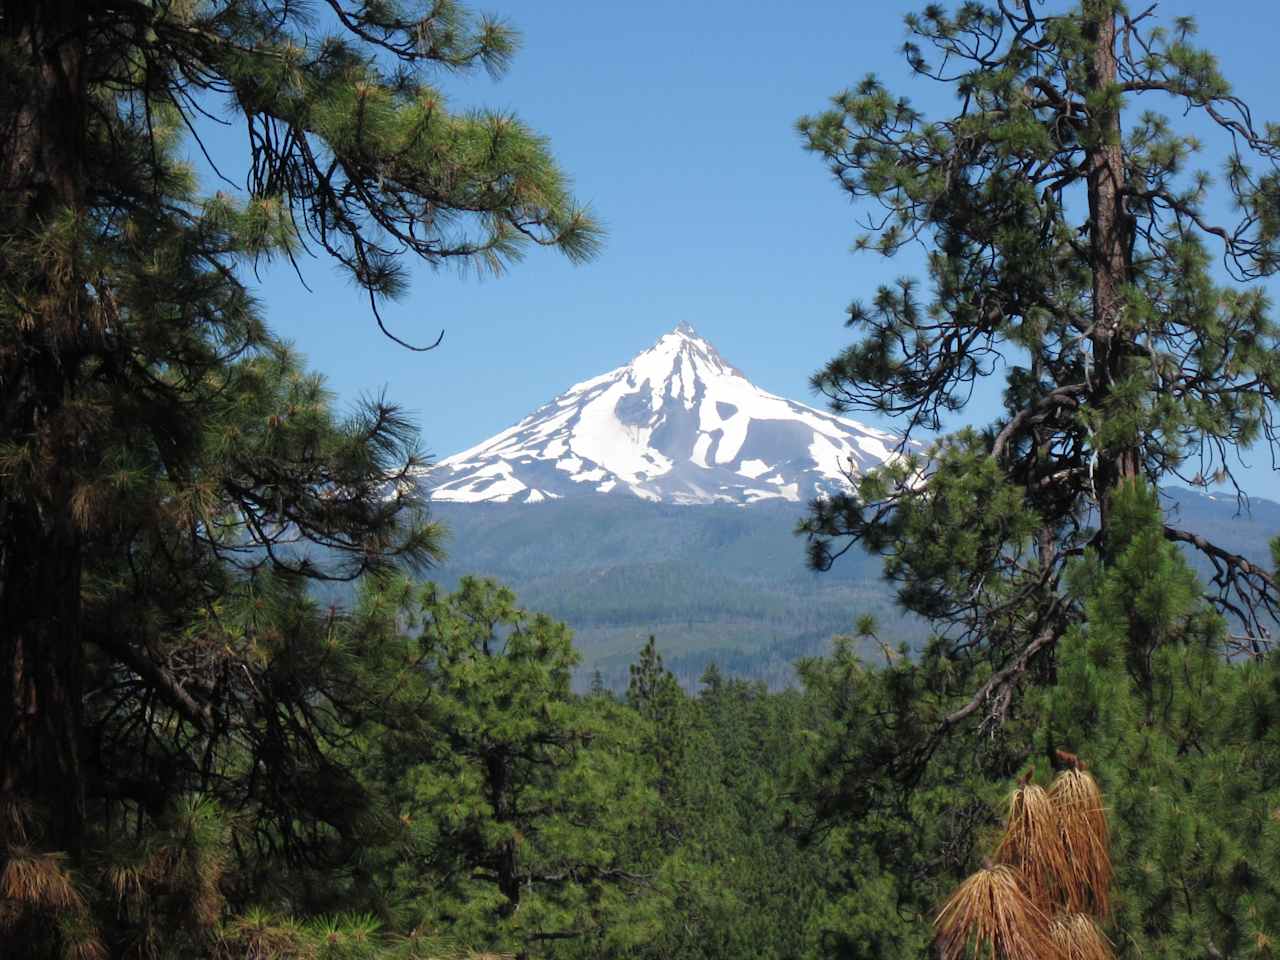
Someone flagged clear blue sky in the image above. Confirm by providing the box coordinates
[212,0,1280,500]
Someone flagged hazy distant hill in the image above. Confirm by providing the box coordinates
[426,498,922,689]
[426,487,1278,689]
[1161,487,1280,568]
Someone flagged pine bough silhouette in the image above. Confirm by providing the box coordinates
[935,754,1113,960]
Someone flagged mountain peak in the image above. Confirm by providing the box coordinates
[424,326,907,505]
[652,323,709,353]
[632,322,740,388]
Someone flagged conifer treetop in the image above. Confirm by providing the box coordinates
[799,1,1280,735]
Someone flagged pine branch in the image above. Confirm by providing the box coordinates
[938,621,1062,736]
[1162,525,1279,649]
[85,628,214,731]
[992,383,1087,461]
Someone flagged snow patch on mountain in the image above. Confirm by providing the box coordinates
[422,323,908,505]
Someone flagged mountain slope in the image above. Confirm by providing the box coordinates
[410,325,1279,688]
[423,323,904,505]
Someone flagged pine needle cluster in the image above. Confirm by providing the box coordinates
[0,799,105,959]
[217,909,509,960]
[936,762,1113,960]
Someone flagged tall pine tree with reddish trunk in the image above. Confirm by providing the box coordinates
[0,0,599,936]
[798,0,1280,750]
[1,0,96,860]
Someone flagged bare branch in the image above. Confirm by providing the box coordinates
[85,629,214,731]
[1163,525,1279,648]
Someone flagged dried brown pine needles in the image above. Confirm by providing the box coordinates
[995,782,1068,909]
[935,864,1057,960]
[0,846,106,958]
[934,756,1114,960]
[1050,913,1115,960]
[0,848,86,914]
[1049,769,1111,918]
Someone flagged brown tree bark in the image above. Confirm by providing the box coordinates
[0,0,91,858]
[1083,0,1141,529]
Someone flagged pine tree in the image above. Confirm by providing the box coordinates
[791,634,1001,958]
[624,668,824,960]
[794,484,1280,957]
[628,637,682,724]
[364,577,657,958]
[1033,483,1280,957]
[626,634,693,853]
[796,6,1280,949]
[797,0,1280,745]
[0,1,597,954]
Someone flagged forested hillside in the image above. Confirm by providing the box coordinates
[424,490,1277,688]
[427,499,924,687]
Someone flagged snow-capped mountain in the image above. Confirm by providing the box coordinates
[424,323,906,505]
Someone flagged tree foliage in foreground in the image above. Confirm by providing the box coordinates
[0,0,597,955]
[357,577,661,956]
[793,4,1280,954]
[794,484,1280,959]
[797,0,1280,756]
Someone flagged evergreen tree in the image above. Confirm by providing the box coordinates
[797,0,1280,748]
[1034,483,1280,957]
[628,637,677,722]
[0,1,597,954]
[792,635,1006,959]
[589,669,609,699]
[625,670,823,960]
[698,661,724,698]
[792,484,1280,957]
[626,635,692,853]
[366,577,657,958]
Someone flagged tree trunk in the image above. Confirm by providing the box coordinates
[1084,0,1140,530]
[486,747,521,913]
[0,504,85,854]
[0,0,90,858]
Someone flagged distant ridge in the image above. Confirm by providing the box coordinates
[422,324,907,505]
[421,486,1279,689]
